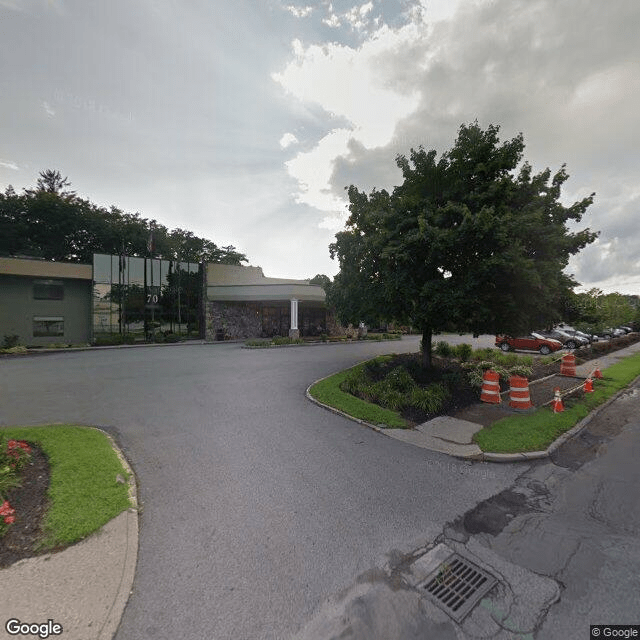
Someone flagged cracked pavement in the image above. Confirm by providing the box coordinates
[1,339,638,639]
[295,378,640,639]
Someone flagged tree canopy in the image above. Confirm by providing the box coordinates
[327,122,598,366]
[0,170,247,265]
[564,288,639,332]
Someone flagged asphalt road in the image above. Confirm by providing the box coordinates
[0,335,525,640]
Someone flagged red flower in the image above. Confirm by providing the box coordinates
[0,501,15,516]
[4,515,15,524]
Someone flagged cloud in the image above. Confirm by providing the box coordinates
[324,1,375,31]
[42,100,55,117]
[285,128,353,212]
[285,4,313,18]
[0,160,19,170]
[279,132,299,148]
[278,0,640,291]
[273,17,427,219]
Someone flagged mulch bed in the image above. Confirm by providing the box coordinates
[0,444,51,569]
[375,352,565,426]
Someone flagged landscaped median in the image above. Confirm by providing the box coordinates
[0,425,134,563]
[308,357,409,429]
[474,351,640,453]
[307,350,640,458]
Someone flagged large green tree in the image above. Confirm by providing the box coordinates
[0,170,247,265]
[328,123,598,367]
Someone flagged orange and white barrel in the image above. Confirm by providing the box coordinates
[560,353,576,376]
[508,375,533,410]
[480,370,501,404]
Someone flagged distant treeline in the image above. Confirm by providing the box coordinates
[0,170,247,265]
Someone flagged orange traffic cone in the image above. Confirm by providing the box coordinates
[584,377,594,393]
[553,388,564,413]
[593,363,603,379]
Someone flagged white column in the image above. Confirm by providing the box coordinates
[290,299,299,331]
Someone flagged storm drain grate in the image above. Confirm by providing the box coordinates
[419,553,497,623]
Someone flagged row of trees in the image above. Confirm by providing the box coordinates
[0,170,247,265]
[565,288,640,333]
[325,122,599,366]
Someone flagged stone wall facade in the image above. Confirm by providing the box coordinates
[206,301,262,340]
[205,300,347,341]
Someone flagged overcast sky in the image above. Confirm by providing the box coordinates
[1,0,639,293]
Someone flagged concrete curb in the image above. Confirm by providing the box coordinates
[94,428,139,640]
[305,359,640,464]
[0,427,139,640]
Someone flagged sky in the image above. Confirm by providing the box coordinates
[1,0,639,294]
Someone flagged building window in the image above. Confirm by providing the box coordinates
[33,280,64,300]
[33,316,64,337]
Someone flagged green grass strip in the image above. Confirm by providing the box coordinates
[309,359,409,429]
[474,352,640,453]
[1,425,131,549]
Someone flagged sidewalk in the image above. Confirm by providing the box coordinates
[385,340,640,461]
[0,438,138,640]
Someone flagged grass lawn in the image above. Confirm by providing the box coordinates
[1,425,132,549]
[474,352,640,453]
[309,358,409,429]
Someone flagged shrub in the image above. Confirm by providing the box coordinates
[384,366,416,393]
[0,346,28,354]
[375,387,407,411]
[471,347,494,361]
[272,336,303,345]
[408,383,451,414]
[245,339,271,348]
[163,333,181,343]
[93,334,123,346]
[341,367,370,395]
[434,341,453,357]
[2,335,20,349]
[453,343,473,362]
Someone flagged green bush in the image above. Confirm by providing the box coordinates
[93,334,123,346]
[93,333,139,346]
[272,336,303,345]
[434,341,453,357]
[163,333,181,343]
[2,334,20,349]
[453,343,473,362]
[0,345,28,354]
[408,383,451,414]
[373,385,407,411]
[341,366,370,395]
[245,339,271,348]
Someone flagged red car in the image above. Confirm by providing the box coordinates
[495,333,563,355]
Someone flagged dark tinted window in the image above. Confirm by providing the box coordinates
[33,280,64,300]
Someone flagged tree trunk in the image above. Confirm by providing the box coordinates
[421,327,433,369]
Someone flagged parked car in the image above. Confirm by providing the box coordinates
[537,329,588,350]
[564,328,598,343]
[618,326,633,334]
[495,334,563,355]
